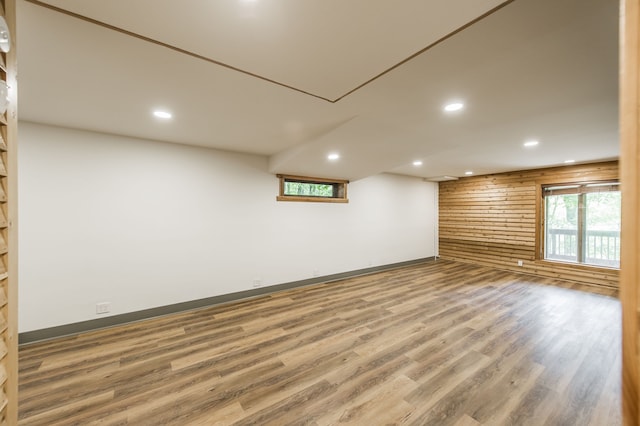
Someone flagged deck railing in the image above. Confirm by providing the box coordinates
[545,228,620,267]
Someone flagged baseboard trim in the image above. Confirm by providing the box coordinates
[19,257,435,345]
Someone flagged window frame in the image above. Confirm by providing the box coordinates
[538,179,620,270]
[276,174,349,203]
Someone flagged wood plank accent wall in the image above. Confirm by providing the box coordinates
[620,0,640,423]
[1,0,16,423]
[439,161,619,289]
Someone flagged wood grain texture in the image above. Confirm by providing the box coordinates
[620,0,640,423]
[439,161,619,289]
[18,260,620,425]
[1,0,16,423]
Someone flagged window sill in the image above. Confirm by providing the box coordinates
[276,195,349,203]
[537,259,619,272]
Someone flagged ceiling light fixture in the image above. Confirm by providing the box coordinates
[444,102,464,112]
[564,159,575,164]
[524,140,539,147]
[327,153,340,161]
[465,171,473,175]
[153,110,172,119]
[413,160,423,166]
[0,17,11,53]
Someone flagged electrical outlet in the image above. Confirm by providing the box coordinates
[96,302,111,314]
[252,279,262,288]
[517,260,524,267]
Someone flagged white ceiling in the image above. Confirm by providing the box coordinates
[17,0,619,181]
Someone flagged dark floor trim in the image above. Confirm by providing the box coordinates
[19,257,435,345]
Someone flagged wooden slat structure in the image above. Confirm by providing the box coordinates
[0,0,16,424]
[620,0,640,423]
[439,161,619,289]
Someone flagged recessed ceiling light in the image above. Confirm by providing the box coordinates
[413,160,423,166]
[564,159,575,164]
[524,140,539,147]
[444,102,464,112]
[465,171,473,175]
[153,110,172,119]
[327,153,340,161]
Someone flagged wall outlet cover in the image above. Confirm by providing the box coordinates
[96,302,111,314]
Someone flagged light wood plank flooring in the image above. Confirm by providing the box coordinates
[18,260,621,425]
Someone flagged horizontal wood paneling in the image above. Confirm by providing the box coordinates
[439,161,620,289]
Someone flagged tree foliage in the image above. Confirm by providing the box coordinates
[546,192,620,231]
[284,182,334,197]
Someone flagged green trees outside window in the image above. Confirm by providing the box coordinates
[544,183,620,268]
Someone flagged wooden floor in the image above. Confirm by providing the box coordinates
[18,260,621,425]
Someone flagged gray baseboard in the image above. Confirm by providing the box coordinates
[19,256,435,345]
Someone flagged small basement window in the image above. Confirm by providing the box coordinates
[277,174,349,203]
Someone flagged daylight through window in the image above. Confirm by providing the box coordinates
[542,181,620,268]
[277,174,349,203]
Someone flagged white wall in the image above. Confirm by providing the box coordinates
[18,122,437,332]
